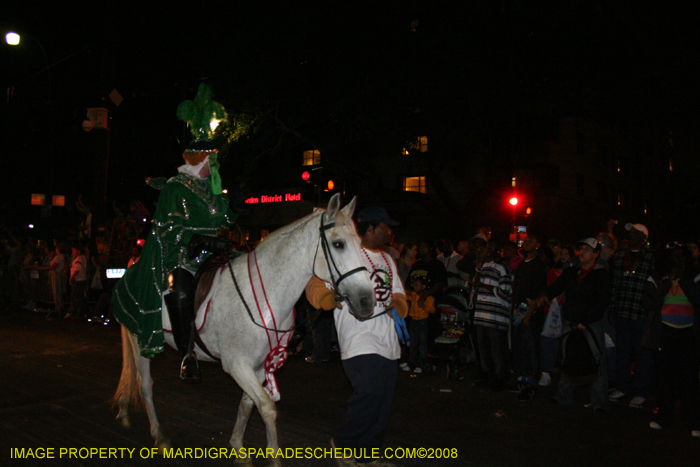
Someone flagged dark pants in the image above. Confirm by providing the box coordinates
[553,321,609,410]
[407,318,429,370]
[654,325,700,426]
[476,325,509,384]
[539,335,560,373]
[603,305,616,383]
[615,317,653,398]
[513,320,540,379]
[312,310,335,361]
[335,354,397,463]
[69,280,88,317]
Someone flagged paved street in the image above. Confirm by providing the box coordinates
[1,304,698,466]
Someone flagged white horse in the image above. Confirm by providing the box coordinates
[114,194,375,466]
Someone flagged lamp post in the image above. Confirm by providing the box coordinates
[82,107,111,233]
[5,31,52,96]
[5,30,56,206]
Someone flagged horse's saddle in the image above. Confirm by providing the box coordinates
[193,252,241,316]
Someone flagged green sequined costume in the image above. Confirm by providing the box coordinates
[113,173,236,357]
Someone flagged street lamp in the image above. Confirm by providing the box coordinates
[5,32,20,45]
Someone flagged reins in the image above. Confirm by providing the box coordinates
[228,260,296,333]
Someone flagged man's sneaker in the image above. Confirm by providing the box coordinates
[518,385,536,402]
[629,396,646,408]
[650,421,663,430]
[364,461,397,467]
[400,362,410,371]
[538,372,551,387]
[413,367,422,374]
[330,438,358,467]
[608,390,627,401]
[692,430,700,438]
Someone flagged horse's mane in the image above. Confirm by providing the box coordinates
[192,209,325,312]
[192,205,354,312]
[270,208,324,238]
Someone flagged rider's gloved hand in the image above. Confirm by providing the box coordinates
[188,234,231,260]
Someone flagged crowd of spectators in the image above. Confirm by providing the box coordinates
[304,218,700,439]
[0,198,152,323]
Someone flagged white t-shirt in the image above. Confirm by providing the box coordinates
[71,255,88,282]
[334,247,405,361]
[438,251,464,287]
[50,253,66,274]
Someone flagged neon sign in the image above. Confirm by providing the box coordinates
[245,193,302,204]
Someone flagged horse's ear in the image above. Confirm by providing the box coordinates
[326,193,341,218]
[341,196,357,219]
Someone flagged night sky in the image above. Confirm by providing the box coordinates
[2,1,698,234]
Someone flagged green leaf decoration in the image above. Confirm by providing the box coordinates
[146,177,168,191]
[176,83,226,140]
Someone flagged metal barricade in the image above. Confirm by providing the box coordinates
[1,267,69,310]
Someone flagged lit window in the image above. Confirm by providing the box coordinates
[511,177,517,187]
[408,136,428,153]
[402,148,409,155]
[302,150,321,166]
[403,176,426,194]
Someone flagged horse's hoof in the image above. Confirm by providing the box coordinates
[234,457,254,467]
[155,439,171,456]
[117,416,131,429]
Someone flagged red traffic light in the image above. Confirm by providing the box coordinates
[327,180,335,190]
[509,197,518,206]
[301,170,311,183]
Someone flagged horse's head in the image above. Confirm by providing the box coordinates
[315,194,376,320]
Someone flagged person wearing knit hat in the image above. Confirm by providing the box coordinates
[112,84,236,381]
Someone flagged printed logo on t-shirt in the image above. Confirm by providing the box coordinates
[370,268,392,304]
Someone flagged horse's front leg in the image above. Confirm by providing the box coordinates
[226,363,281,467]
[230,393,255,467]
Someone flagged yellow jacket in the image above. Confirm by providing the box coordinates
[407,292,435,320]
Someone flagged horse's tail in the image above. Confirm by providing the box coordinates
[113,326,143,412]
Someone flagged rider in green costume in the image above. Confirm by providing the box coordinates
[112,84,236,379]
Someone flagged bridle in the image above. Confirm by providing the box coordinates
[315,213,368,305]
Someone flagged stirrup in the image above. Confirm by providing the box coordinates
[180,354,201,381]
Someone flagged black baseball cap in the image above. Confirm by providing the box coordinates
[357,206,399,226]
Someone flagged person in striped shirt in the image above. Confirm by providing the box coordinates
[472,239,514,391]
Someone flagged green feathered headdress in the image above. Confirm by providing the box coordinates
[177,83,226,140]
[176,84,226,194]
